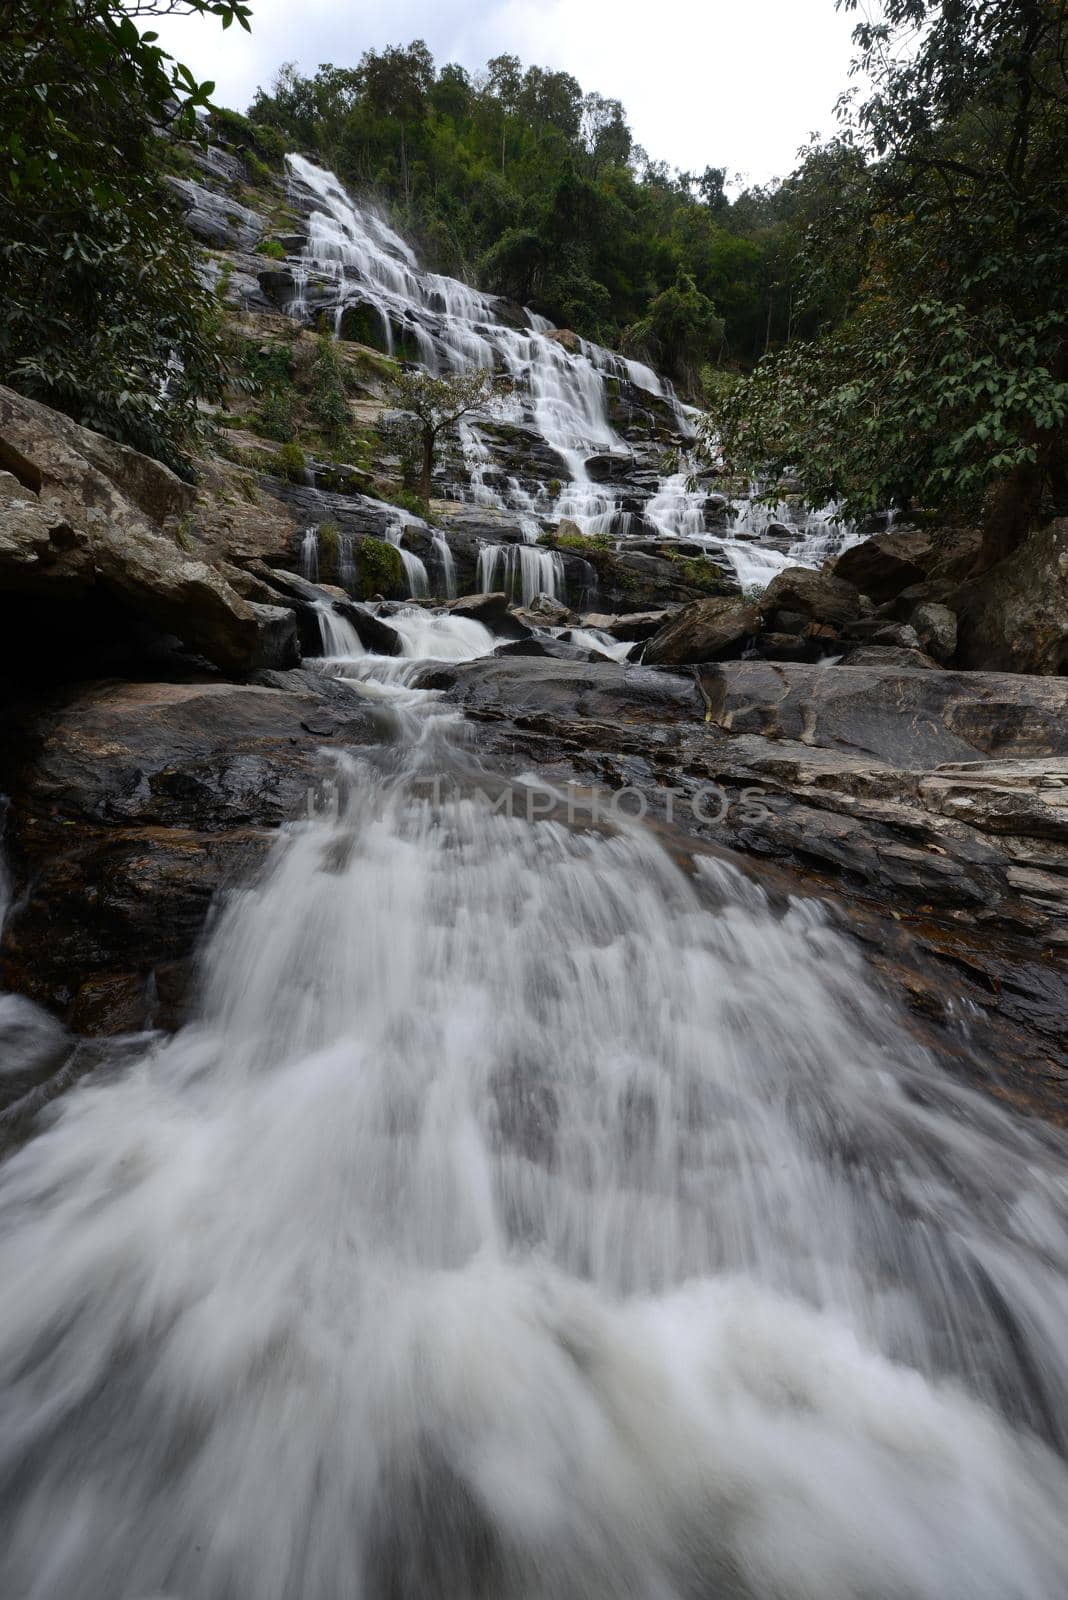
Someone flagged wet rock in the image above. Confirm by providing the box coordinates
[248,602,301,669]
[584,452,635,483]
[642,596,762,666]
[332,601,402,656]
[762,567,868,628]
[954,519,1068,675]
[0,679,374,1031]
[696,661,1068,767]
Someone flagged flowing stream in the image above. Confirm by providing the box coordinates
[2,617,1068,1598]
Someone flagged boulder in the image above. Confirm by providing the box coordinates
[579,609,672,642]
[332,601,402,657]
[247,603,301,669]
[954,519,1068,675]
[762,566,867,628]
[842,621,923,650]
[910,602,957,664]
[838,645,941,670]
[512,594,572,628]
[0,388,271,675]
[833,527,933,602]
[642,596,762,666]
[757,632,821,663]
[493,637,607,663]
[447,591,533,640]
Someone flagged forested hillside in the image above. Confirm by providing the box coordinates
[240,43,846,381]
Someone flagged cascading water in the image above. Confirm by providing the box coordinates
[477,541,565,606]
[2,621,1068,1598]
[300,525,319,582]
[384,518,429,599]
[281,155,881,595]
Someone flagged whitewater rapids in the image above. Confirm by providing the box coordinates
[1,614,1067,1599]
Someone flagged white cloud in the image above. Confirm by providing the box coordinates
[151,0,858,185]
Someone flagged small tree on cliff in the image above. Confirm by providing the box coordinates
[391,368,501,504]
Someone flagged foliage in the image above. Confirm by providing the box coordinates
[390,367,500,501]
[625,270,725,387]
[271,441,306,480]
[0,0,251,471]
[255,238,287,260]
[256,387,296,442]
[308,332,352,447]
[709,0,1068,557]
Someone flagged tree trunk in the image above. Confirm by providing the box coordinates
[980,461,1045,569]
[419,428,434,505]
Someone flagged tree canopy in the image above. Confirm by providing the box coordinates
[709,0,1068,556]
[0,0,251,469]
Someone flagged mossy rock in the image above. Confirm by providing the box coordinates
[338,302,392,352]
[671,556,729,595]
[354,537,404,600]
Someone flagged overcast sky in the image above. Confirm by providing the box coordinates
[152,0,861,187]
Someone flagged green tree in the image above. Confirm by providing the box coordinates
[353,40,434,201]
[0,0,251,471]
[626,270,725,385]
[390,369,499,503]
[711,0,1068,561]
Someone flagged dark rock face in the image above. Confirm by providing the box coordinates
[0,679,373,1032]
[762,567,868,628]
[642,597,762,666]
[954,519,1068,675]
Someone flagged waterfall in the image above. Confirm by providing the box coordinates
[2,624,1068,1599]
[314,601,365,659]
[384,518,429,598]
[281,155,882,594]
[300,526,319,582]
[477,541,566,606]
[431,531,457,599]
[337,532,356,592]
